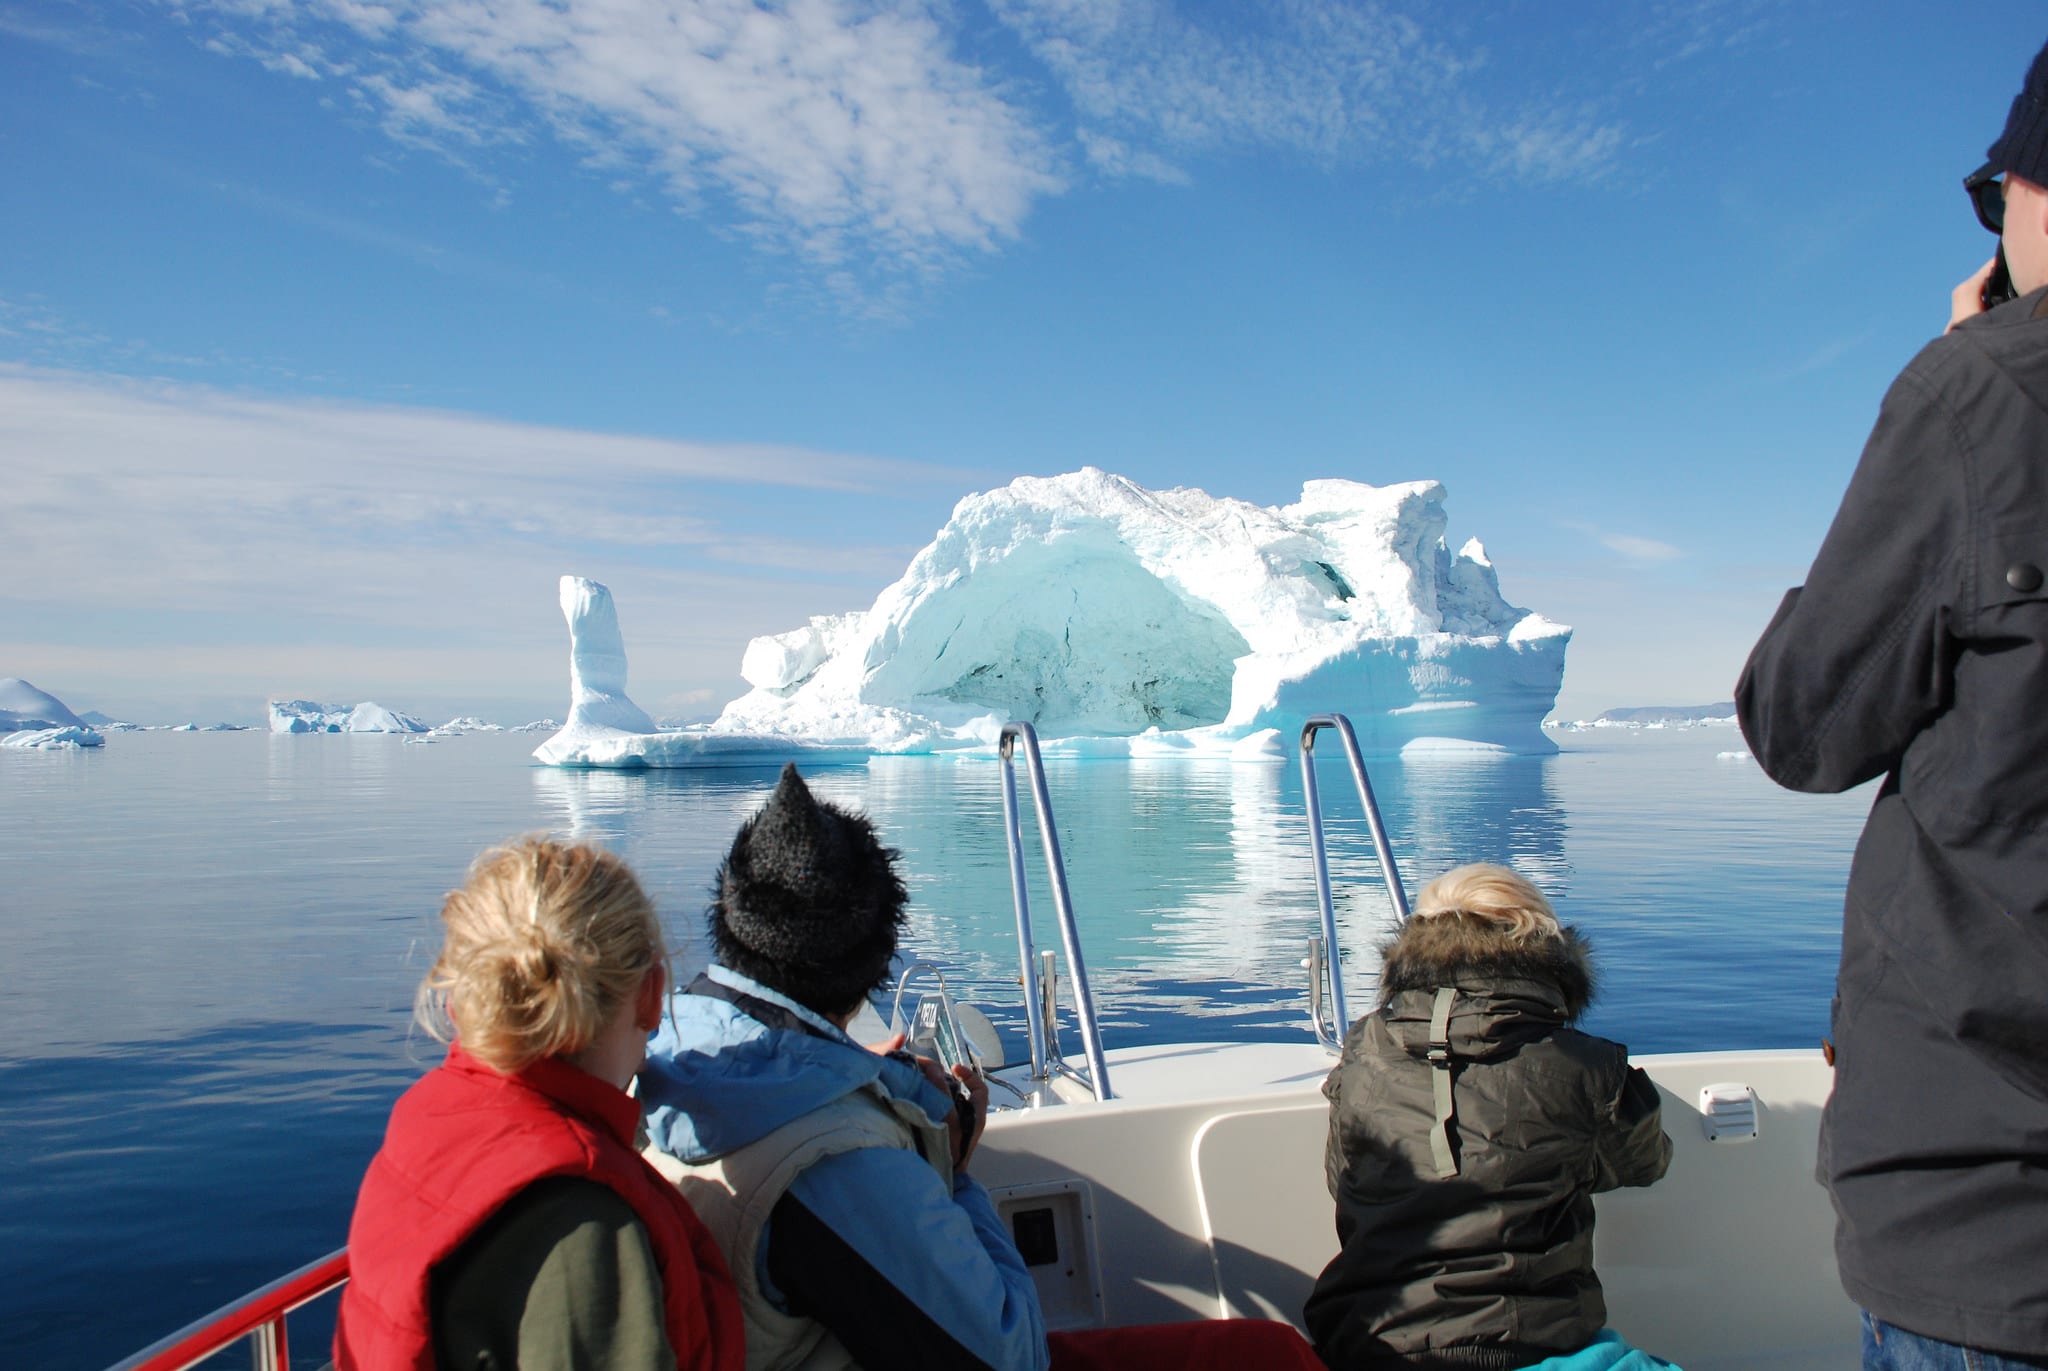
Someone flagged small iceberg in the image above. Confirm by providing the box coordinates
[4,725,105,750]
[269,700,430,734]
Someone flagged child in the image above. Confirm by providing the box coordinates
[1305,863,1673,1371]
[335,837,745,1371]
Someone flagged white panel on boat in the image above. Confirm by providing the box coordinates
[1189,1103,1332,1327]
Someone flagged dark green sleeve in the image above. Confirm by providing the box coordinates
[432,1175,676,1371]
[1591,1064,1673,1194]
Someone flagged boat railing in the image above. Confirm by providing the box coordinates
[1299,713,1412,1050]
[998,721,1113,1102]
[105,1248,348,1371]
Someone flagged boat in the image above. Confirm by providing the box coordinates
[110,715,1850,1371]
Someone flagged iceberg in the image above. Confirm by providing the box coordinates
[718,470,1567,756]
[536,577,873,768]
[534,471,1570,769]
[268,699,430,734]
[431,717,505,735]
[4,725,105,750]
[1,678,87,732]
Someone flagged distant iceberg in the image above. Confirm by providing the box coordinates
[268,699,430,734]
[536,471,1569,768]
[4,725,104,750]
[1,678,88,732]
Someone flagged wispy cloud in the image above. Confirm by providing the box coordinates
[1770,330,1874,382]
[157,0,1700,293]
[0,364,951,624]
[169,0,1065,273]
[989,0,1628,184]
[1558,518,1684,563]
[1598,532,1684,562]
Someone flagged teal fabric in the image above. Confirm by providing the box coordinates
[1519,1329,1679,1371]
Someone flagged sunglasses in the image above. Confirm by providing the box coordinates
[1966,161,2005,234]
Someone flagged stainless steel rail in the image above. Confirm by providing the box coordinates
[106,1248,348,1371]
[1299,713,1413,1048]
[998,722,1114,1101]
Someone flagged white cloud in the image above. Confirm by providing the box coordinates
[174,0,1064,270]
[989,0,1626,183]
[0,364,951,657]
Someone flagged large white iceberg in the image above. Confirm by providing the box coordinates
[1,678,87,732]
[268,699,430,734]
[535,471,1570,768]
[721,470,1567,755]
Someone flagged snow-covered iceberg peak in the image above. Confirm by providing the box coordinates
[716,469,1571,755]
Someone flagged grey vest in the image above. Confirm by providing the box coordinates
[645,1085,952,1371]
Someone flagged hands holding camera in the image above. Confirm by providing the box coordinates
[1950,255,2002,333]
[867,1032,991,1172]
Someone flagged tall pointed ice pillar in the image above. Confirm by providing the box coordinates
[534,576,656,764]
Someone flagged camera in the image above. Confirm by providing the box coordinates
[1983,246,2019,310]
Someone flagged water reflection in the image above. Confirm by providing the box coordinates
[514,749,1575,1039]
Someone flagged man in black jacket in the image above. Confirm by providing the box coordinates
[1736,40,2048,1370]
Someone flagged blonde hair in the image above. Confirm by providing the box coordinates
[1412,862,1561,943]
[417,837,665,1074]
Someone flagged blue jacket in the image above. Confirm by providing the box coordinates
[641,966,1049,1371]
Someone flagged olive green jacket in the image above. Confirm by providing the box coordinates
[1304,913,1671,1371]
[432,1175,676,1371]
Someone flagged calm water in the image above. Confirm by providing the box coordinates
[0,727,1870,1368]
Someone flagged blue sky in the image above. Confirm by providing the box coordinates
[1,1,2037,725]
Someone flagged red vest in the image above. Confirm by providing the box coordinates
[334,1044,743,1371]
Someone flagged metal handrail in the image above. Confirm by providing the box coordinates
[108,1247,348,1371]
[998,722,1113,1101]
[1299,713,1412,1047]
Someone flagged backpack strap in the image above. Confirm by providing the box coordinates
[1426,986,1459,1178]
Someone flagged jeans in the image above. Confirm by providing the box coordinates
[1864,1313,2048,1371]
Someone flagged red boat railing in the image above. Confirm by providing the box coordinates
[106,1249,349,1371]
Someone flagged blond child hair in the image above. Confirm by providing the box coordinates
[417,837,666,1074]
[1411,862,1562,944]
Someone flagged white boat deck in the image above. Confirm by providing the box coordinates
[973,1045,1854,1370]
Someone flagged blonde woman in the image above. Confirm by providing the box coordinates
[335,838,743,1371]
[1305,864,1674,1371]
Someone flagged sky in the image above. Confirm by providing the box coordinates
[1,0,2039,726]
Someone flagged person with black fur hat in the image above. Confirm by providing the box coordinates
[1304,863,1673,1371]
[1739,35,2048,1370]
[637,763,1045,1371]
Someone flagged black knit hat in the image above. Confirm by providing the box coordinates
[1988,39,2048,187]
[709,763,907,1015]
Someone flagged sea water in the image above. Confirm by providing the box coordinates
[0,726,1869,1368]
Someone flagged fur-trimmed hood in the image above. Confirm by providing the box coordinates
[1377,909,1596,1023]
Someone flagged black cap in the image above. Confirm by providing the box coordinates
[709,763,906,1015]
[1989,39,2048,188]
